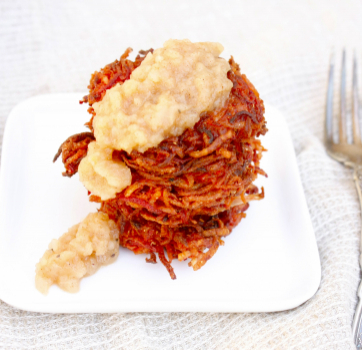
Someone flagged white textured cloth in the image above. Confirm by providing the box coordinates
[1,0,362,348]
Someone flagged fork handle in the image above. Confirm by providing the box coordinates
[352,166,362,345]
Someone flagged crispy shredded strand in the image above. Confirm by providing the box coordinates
[54,132,95,177]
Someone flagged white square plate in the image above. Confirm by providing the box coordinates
[0,94,321,313]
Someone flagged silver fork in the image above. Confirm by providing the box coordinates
[325,50,362,346]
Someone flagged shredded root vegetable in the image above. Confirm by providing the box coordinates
[55,48,267,279]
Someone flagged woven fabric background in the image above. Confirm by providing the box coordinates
[1,0,362,348]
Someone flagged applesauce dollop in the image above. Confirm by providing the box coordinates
[78,39,232,200]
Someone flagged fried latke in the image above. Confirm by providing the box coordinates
[55,47,267,279]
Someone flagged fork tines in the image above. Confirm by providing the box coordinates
[325,50,361,145]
